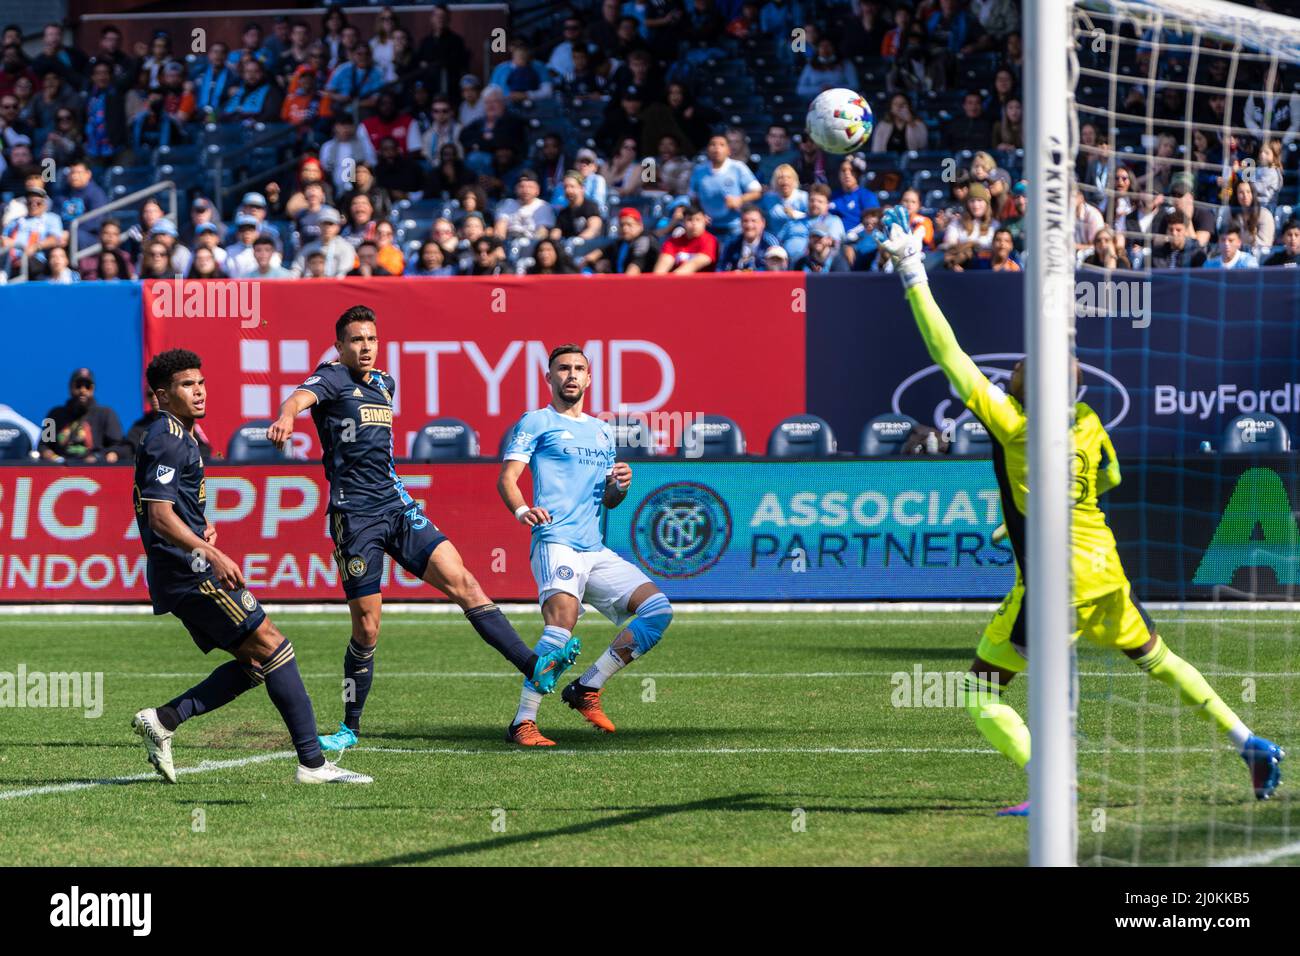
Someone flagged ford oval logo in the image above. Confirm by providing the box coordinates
[890,353,1131,433]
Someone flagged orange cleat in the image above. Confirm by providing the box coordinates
[561,681,616,733]
[505,719,556,746]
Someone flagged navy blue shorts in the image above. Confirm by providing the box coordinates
[329,506,448,600]
[172,578,266,654]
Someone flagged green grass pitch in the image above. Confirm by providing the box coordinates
[1,609,1295,866]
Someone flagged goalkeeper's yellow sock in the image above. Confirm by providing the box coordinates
[1134,637,1251,751]
[963,672,1031,769]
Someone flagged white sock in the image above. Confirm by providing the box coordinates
[581,647,628,690]
[1228,721,1252,753]
[513,627,567,725]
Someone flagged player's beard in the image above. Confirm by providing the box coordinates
[556,382,585,408]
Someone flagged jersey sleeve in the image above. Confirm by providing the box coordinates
[136,430,189,503]
[904,283,1025,443]
[1096,424,1122,496]
[502,410,546,463]
[295,364,344,403]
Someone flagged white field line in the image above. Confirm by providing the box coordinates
[0,750,294,800]
[5,617,1300,627]
[1212,840,1300,867]
[0,743,1230,803]
[4,601,1300,615]
[114,669,1293,680]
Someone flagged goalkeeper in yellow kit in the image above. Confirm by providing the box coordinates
[875,206,1284,813]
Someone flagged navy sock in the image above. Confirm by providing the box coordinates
[162,660,256,728]
[343,637,376,732]
[465,604,538,677]
[253,640,325,769]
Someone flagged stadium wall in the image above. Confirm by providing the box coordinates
[3,455,1297,603]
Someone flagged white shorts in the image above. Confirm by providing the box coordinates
[530,541,652,627]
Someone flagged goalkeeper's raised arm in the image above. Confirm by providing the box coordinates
[875,206,1024,443]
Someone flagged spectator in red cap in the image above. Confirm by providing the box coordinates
[583,206,660,274]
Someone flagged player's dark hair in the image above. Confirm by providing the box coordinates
[147,348,202,392]
[548,344,587,368]
[336,304,376,340]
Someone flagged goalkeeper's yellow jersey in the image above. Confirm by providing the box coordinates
[905,284,1130,602]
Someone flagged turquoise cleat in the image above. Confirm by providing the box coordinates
[318,722,358,754]
[1242,736,1285,800]
[527,636,582,694]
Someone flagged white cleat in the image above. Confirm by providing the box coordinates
[131,708,177,784]
[295,760,373,784]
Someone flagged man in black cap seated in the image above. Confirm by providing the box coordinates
[39,368,131,464]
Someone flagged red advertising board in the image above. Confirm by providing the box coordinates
[141,274,806,458]
[0,464,537,602]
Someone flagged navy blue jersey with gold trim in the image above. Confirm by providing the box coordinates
[133,411,207,613]
[297,361,413,515]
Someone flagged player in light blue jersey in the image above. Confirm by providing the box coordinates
[497,344,675,745]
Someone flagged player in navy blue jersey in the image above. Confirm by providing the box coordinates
[267,305,581,752]
[130,349,371,784]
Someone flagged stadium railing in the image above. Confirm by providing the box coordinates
[70,180,179,265]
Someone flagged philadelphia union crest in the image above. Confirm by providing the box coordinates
[631,482,731,578]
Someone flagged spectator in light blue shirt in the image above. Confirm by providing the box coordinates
[690,134,763,237]
[327,44,386,114]
[1203,224,1259,269]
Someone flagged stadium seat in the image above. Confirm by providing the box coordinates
[611,415,653,458]
[226,420,292,462]
[952,419,992,456]
[1221,414,1291,453]
[0,420,33,459]
[679,415,745,458]
[410,418,479,460]
[860,414,918,456]
[767,414,837,458]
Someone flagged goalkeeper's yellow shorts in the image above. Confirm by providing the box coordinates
[975,582,1155,673]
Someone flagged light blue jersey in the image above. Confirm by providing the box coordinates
[504,406,615,552]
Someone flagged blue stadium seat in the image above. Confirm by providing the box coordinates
[860,414,918,456]
[0,420,33,459]
[106,165,154,193]
[767,414,837,458]
[1221,414,1291,453]
[610,415,653,458]
[226,420,292,462]
[410,418,479,460]
[679,415,745,458]
[952,419,992,456]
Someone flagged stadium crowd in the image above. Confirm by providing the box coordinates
[0,0,1296,283]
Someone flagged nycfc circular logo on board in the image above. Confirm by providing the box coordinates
[631,482,731,579]
[240,591,257,612]
[556,565,575,580]
[347,557,367,578]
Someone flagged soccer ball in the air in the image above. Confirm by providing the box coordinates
[805,88,874,154]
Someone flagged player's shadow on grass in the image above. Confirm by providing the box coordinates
[350,792,767,866]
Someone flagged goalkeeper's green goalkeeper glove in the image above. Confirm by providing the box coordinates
[874,205,929,290]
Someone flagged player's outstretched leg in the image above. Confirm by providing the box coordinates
[423,539,581,693]
[1129,634,1284,800]
[133,659,257,783]
[963,662,1031,817]
[238,619,372,783]
[508,624,576,746]
[564,587,673,734]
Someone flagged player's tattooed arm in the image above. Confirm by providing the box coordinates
[604,462,632,508]
[498,459,551,525]
[147,500,244,590]
[267,388,318,448]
